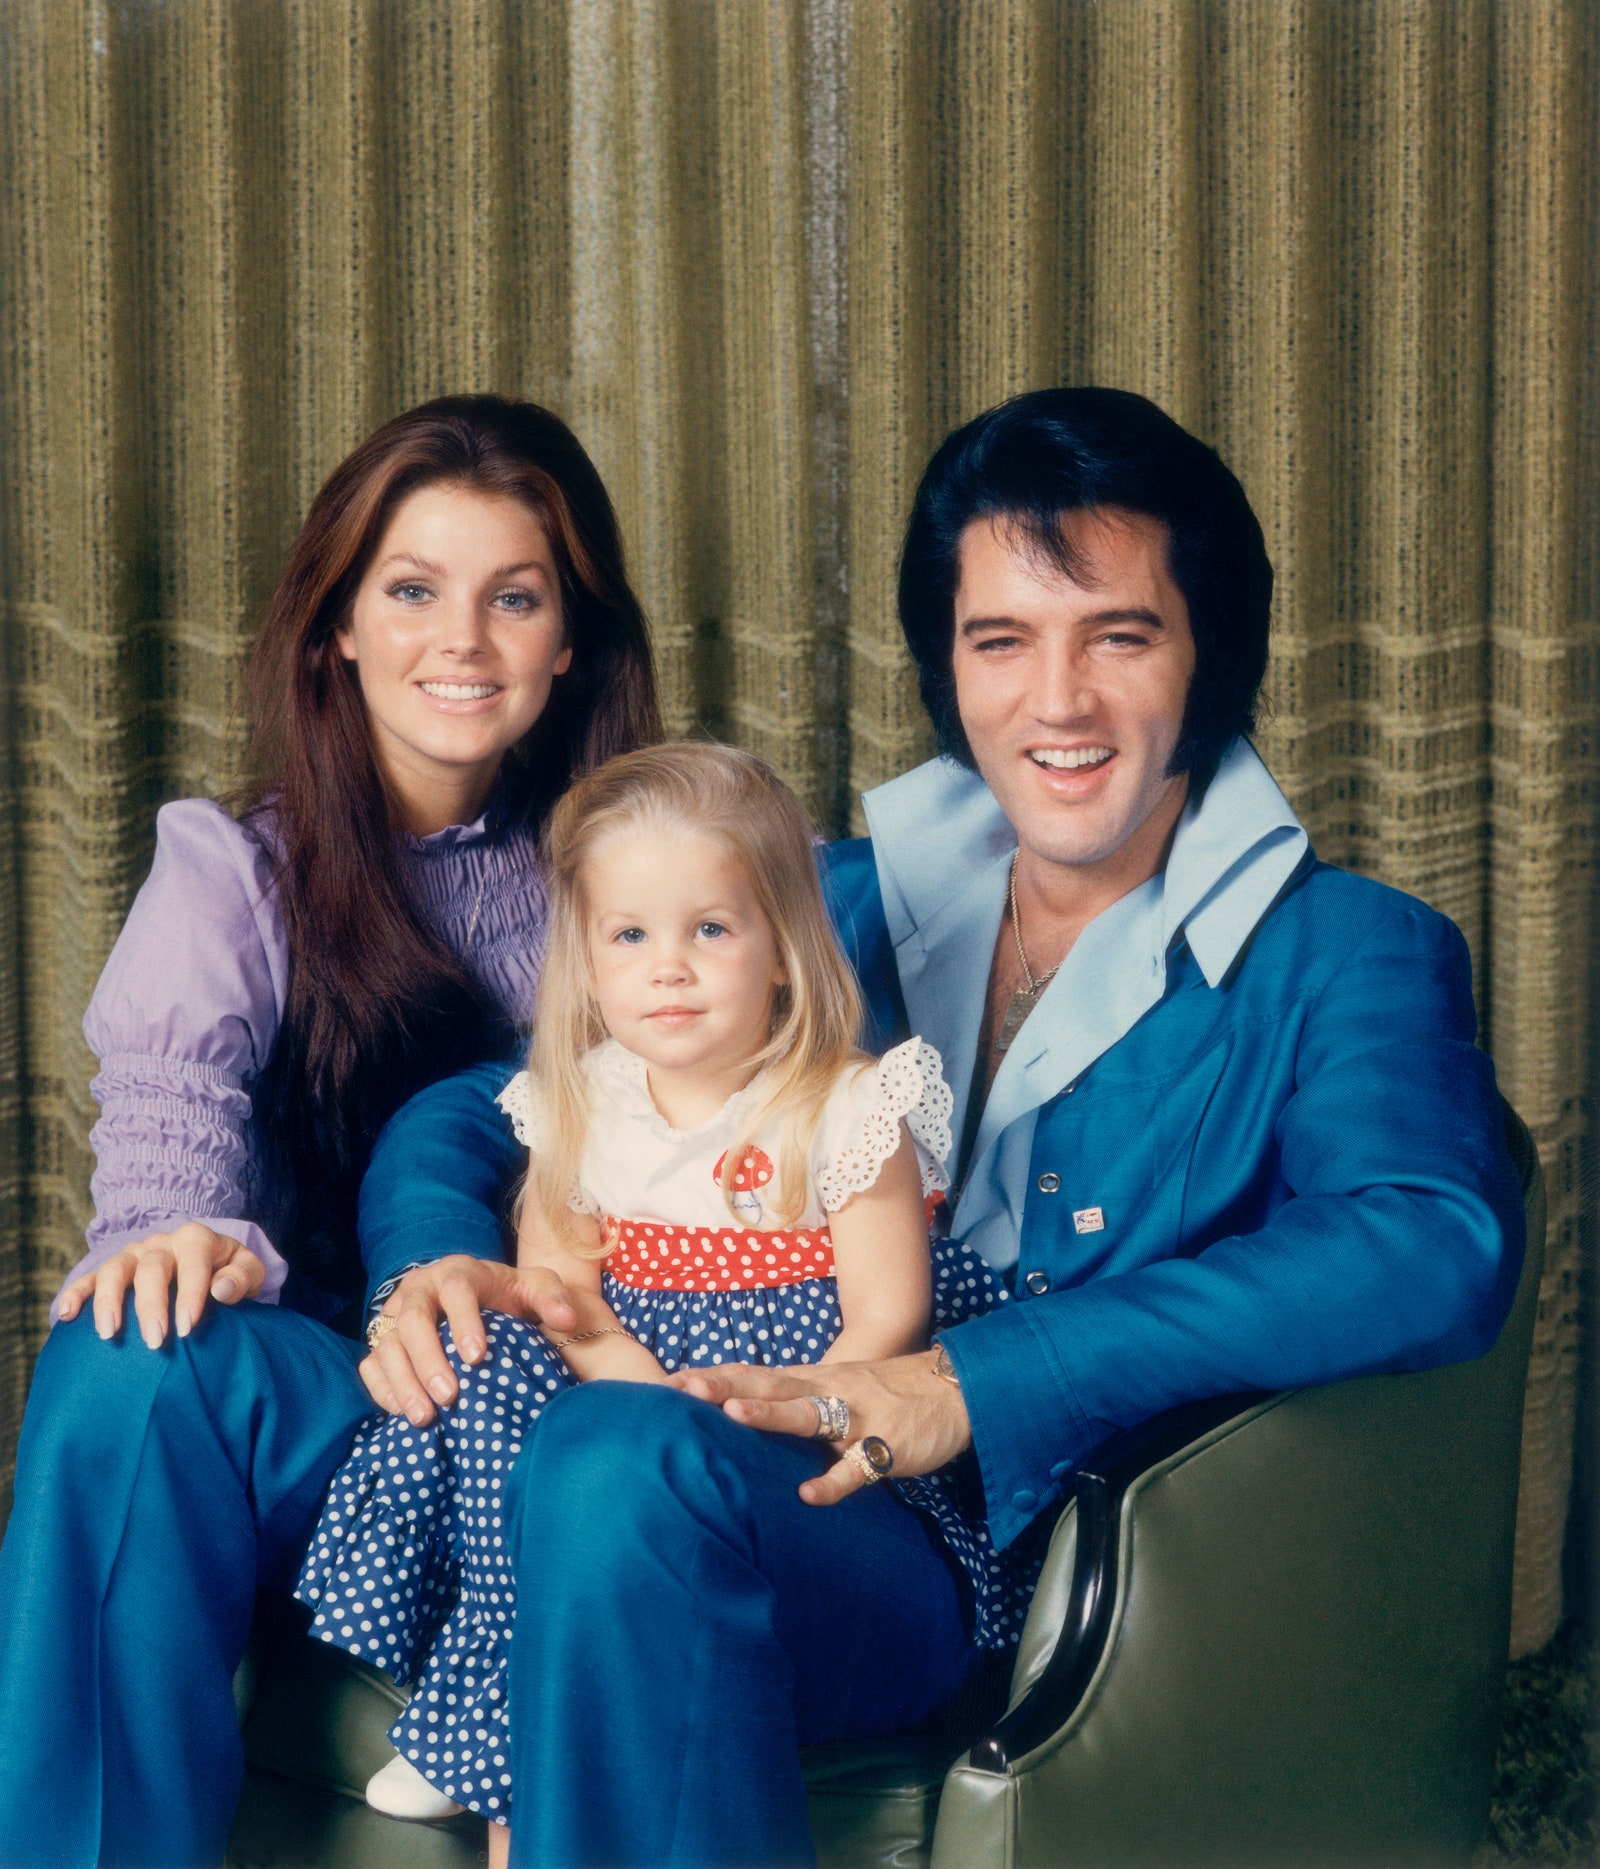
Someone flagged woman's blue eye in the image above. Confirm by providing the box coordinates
[697,921,729,940]
[390,582,431,603]
[494,589,541,612]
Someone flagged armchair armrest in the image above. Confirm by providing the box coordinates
[969,1093,1540,1784]
[931,1098,1543,1869]
[967,1389,1271,1774]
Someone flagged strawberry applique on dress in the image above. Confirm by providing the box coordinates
[713,1145,775,1223]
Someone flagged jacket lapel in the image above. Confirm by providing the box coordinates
[859,740,1311,1245]
[963,874,1167,1185]
[894,848,1011,1155]
[863,758,1015,1154]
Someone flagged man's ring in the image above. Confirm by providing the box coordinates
[845,1436,895,1484]
[806,1394,851,1441]
[366,1313,401,1349]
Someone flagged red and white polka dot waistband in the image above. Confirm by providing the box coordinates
[602,1216,836,1291]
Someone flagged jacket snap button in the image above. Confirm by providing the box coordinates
[1037,1172,1061,1194]
[1011,1489,1038,1513]
[1025,1270,1051,1295]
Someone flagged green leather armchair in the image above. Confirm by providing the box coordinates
[228,1100,1543,1869]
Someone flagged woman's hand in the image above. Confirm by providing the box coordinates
[361,1256,579,1426]
[55,1222,266,1348]
[669,1349,973,1506]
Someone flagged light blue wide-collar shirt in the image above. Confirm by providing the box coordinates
[860,737,1309,1275]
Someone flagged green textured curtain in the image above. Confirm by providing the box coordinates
[0,0,1594,1656]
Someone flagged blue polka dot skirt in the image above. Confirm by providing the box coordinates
[293,1236,1040,1824]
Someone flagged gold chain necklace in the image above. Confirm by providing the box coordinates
[996,852,1061,1052]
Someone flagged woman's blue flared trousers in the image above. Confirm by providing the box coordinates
[0,1310,976,1869]
[0,1306,371,1868]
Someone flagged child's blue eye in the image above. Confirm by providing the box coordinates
[697,921,729,940]
[615,927,647,945]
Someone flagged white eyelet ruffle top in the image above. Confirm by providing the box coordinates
[496,1035,953,1242]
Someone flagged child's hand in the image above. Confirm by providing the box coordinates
[55,1223,267,1347]
[362,1256,579,1426]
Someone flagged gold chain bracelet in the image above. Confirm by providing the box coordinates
[550,1326,634,1348]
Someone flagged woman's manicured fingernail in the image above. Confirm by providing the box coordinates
[96,1319,113,1341]
[141,1320,165,1350]
[460,1339,485,1364]
[175,1305,192,1338]
[428,1377,454,1404]
[406,1401,430,1425]
[212,1276,238,1302]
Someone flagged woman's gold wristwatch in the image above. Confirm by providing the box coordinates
[931,1342,962,1388]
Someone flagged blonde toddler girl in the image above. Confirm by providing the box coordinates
[294,743,1010,1852]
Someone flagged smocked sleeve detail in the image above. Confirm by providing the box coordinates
[55,800,292,1320]
[813,1037,954,1213]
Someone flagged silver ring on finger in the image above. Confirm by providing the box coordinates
[805,1394,851,1442]
[845,1436,895,1484]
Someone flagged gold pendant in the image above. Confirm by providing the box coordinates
[997,985,1041,1052]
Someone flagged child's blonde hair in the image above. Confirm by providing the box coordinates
[529,741,865,1252]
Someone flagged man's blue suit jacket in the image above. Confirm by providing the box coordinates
[360,840,1524,1556]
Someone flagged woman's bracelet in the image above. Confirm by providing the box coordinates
[550,1325,635,1348]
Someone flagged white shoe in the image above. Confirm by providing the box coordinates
[365,1753,465,1821]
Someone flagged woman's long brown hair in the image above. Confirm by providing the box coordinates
[239,395,660,1320]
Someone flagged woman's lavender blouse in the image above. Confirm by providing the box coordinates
[57,798,547,1319]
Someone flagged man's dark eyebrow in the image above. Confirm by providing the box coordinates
[1082,607,1166,631]
[959,606,1167,636]
[959,613,1031,637]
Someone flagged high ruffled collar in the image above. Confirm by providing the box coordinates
[400,779,527,854]
[403,813,491,853]
[583,1038,771,1143]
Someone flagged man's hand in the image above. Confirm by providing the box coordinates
[55,1222,266,1348]
[361,1256,579,1427]
[670,1349,972,1505]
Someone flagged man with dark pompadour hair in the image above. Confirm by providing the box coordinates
[897,385,1272,793]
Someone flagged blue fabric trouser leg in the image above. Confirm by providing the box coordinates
[0,1305,371,1869]
[504,1382,978,1869]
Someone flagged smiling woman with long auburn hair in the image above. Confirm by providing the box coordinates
[0,395,660,1869]
[237,402,660,1318]
[64,395,660,1329]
